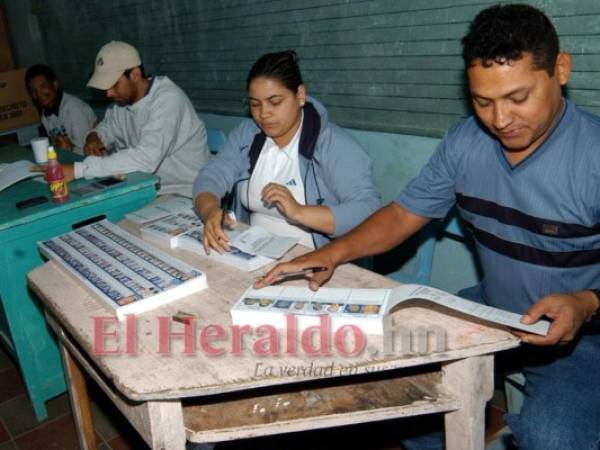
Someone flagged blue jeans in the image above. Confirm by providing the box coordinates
[402,285,600,450]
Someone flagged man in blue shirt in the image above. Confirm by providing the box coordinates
[258,4,600,449]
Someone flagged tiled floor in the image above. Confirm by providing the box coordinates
[0,343,508,450]
[0,344,146,450]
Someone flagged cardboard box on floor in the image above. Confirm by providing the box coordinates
[0,69,40,133]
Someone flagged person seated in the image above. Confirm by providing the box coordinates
[257,5,600,450]
[25,64,97,154]
[63,41,210,197]
[193,50,380,253]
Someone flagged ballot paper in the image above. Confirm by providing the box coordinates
[140,210,274,271]
[38,220,208,319]
[0,160,40,192]
[229,226,299,259]
[389,285,550,336]
[125,197,192,224]
[231,283,551,336]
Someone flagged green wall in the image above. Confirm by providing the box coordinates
[35,0,600,137]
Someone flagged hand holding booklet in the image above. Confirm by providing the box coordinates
[231,283,550,336]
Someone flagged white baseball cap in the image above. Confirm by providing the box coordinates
[87,41,142,90]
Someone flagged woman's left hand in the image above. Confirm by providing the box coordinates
[261,182,303,222]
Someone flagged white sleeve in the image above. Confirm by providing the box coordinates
[75,95,182,179]
[91,106,118,148]
[65,101,97,153]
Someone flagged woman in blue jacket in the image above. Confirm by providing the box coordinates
[193,50,380,253]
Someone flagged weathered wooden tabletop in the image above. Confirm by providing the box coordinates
[27,219,518,404]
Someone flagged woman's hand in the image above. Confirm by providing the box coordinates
[201,208,232,254]
[195,193,234,255]
[261,183,303,222]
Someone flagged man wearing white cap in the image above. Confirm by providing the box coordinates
[63,41,210,197]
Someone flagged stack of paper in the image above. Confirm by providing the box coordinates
[231,285,388,334]
[231,284,551,336]
[141,210,276,272]
[125,197,192,224]
[141,210,203,248]
[38,220,208,319]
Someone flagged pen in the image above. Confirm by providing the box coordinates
[276,266,328,279]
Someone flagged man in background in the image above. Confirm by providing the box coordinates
[64,41,210,197]
[25,64,97,154]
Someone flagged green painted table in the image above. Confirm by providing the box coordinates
[0,144,158,420]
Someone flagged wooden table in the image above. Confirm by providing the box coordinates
[0,144,158,420]
[27,219,519,450]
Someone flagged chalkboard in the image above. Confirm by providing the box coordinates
[34,0,600,137]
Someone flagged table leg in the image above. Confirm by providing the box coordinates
[443,355,494,450]
[59,344,98,450]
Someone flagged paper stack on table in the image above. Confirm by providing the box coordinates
[38,220,208,319]
[141,210,276,272]
[231,284,550,336]
[125,196,192,224]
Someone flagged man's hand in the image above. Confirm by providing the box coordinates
[53,134,73,151]
[62,164,75,182]
[83,132,105,156]
[516,291,600,345]
[254,250,336,291]
[30,164,75,182]
[261,183,303,222]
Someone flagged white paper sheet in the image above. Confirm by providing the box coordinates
[0,160,40,192]
[229,225,299,259]
[389,285,550,335]
[125,197,192,224]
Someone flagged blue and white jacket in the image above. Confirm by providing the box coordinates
[192,97,380,248]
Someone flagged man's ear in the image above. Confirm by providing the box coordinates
[53,80,60,91]
[128,67,142,82]
[555,52,572,86]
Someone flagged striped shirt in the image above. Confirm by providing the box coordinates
[396,99,600,314]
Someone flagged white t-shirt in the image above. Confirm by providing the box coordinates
[240,114,314,248]
[41,92,97,154]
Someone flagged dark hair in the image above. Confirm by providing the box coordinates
[462,4,559,75]
[246,50,303,92]
[24,64,57,87]
[124,65,146,79]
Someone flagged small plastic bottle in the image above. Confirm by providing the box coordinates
[46,146,69,203]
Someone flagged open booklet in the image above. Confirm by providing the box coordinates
[140,209,299,271]
[231,284,550,336]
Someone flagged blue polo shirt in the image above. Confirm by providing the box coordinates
[396,99,600,314]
